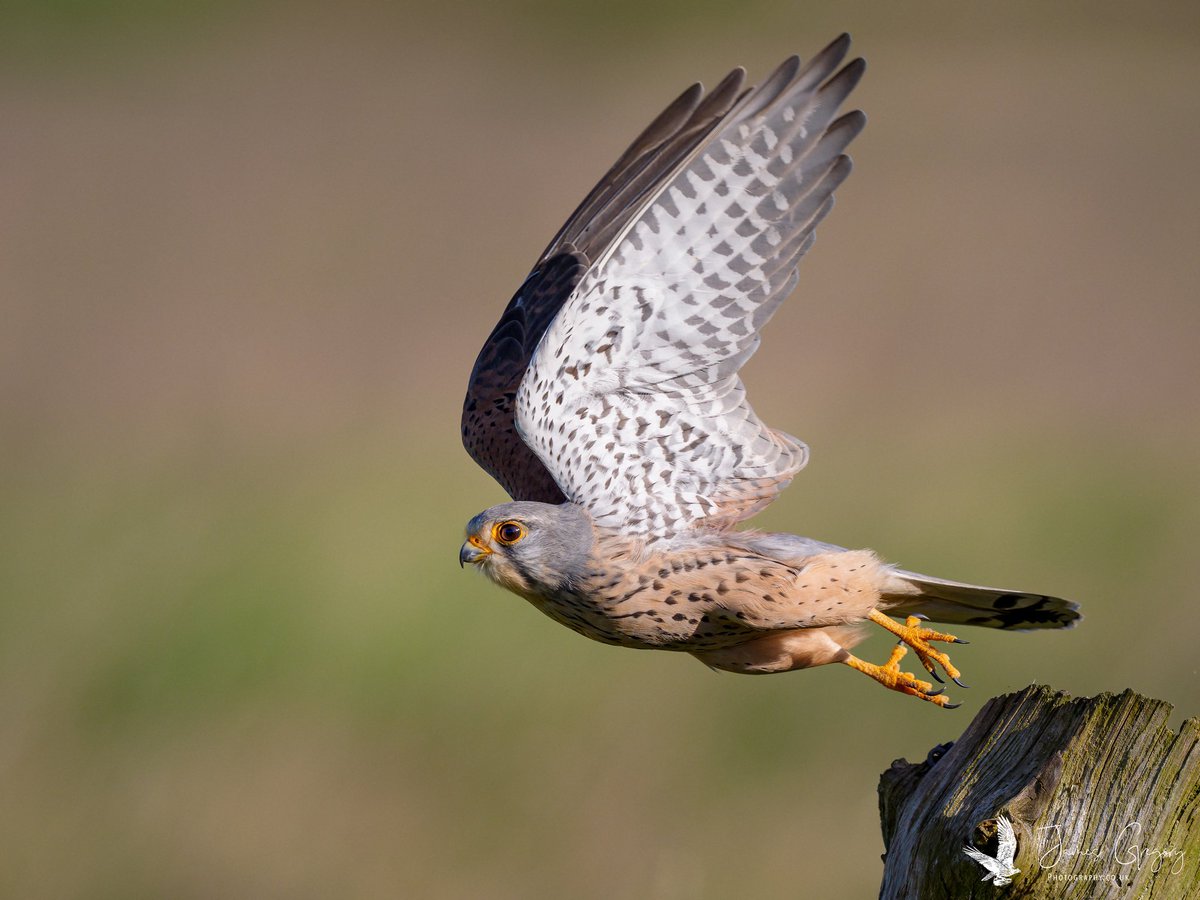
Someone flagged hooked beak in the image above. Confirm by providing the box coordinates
[459,534,492,568]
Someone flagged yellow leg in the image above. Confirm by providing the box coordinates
[843,644,957,708]
[867,609,968,687]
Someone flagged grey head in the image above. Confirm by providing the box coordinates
[459,501,595,596]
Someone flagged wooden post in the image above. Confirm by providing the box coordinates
[878,686,1199,899]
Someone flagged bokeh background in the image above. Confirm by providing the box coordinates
[2,1,1198,897]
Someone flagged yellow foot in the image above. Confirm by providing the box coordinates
[843,644,956,708]
[867,609,968,688]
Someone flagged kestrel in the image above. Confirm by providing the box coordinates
[459,34,1079,708]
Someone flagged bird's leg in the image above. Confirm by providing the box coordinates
[866,609,968,687]
[843,644,956,708]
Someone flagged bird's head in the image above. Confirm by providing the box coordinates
[459,501,594,596]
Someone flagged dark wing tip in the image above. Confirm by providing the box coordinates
[839,108,869,130]
[800,33,853,82]
[763,53,802,92]
[718,65,748,86]
[777,52,802,74]
[629,81,705,153]
[826,109,868,147]
[835,56,868,92]
[829,152,854,183]
[699,66,747,114]
[826,33,853,62]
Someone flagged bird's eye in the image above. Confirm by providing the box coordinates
[495,521,526,545]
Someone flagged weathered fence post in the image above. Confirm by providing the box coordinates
[878,686,1199,899]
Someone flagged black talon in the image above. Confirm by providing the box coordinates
[928,668,944,684]
[927,686,945,697]
[942,701,962,710]
[953,638,970,644]
[914,613,929,621]
[952,676,969,688]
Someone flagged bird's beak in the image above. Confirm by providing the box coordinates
[459,534,492,568]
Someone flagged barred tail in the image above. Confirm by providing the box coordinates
[884,569,1081,631]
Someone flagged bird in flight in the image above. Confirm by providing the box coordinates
[459,34,1079,708]
[962,816,1021,886]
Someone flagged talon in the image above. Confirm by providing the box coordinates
[942,701,962,710]
[867,608,968,688]
[842,650,954,708]
[953,676,969,688]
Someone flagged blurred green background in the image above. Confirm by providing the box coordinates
[2,1,1198,897]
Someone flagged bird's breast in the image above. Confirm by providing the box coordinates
[521,542,859,651]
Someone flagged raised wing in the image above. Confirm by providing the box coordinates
[996,816,1018,866]
[462,67,747,501]
[516,36,866,539]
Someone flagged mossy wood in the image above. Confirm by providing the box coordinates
[878,686,1199,899]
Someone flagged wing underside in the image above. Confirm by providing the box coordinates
[515,36,867,538]
[461,62,749,501]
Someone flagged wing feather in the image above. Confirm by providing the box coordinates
[962,844,1000,873]
[515,36,866,538]
[462,63,749,499]
[996,816,1018,864]
[461,253,584,502]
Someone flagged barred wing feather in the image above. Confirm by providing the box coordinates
[462,61,747,501]
[516,37,866,539]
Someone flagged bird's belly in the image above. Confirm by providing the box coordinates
[524,545,887,651]
[523,567,778,651]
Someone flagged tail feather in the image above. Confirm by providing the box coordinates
[885,569,1081,631]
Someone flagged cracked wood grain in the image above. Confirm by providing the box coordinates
[878,685,1200,899]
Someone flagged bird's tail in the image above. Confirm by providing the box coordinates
[884,569,1080,631]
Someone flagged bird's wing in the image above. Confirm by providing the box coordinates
[462,66,748,502]
[516,36,865,539]
[996,816,1019,865]
[461,254,585,503]
[962,844,1000,874]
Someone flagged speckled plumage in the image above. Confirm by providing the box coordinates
[459,35,1080,706]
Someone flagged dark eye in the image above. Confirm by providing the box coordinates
[495,521,525,545]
